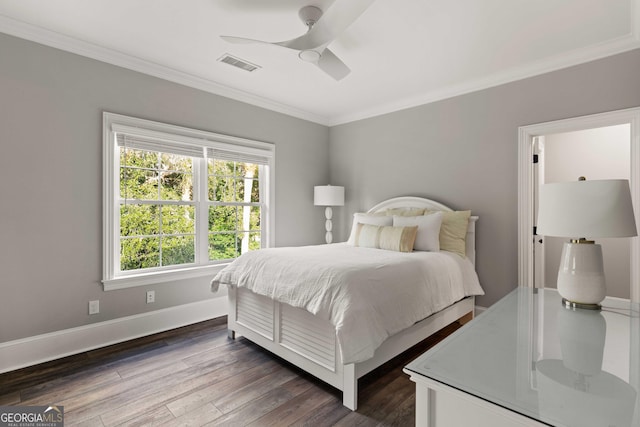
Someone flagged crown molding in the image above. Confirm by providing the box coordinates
[0,14,330,126]
[2,2,639,128]
[328,33,640,126]
[329,0,640,125]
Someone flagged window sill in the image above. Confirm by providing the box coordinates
[102,264,228,291]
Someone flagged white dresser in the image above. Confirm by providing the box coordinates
[404,288,639,427]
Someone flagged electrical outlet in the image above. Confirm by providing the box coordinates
[146,290,155,304]
[89,300,100,315]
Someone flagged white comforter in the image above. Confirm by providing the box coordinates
[211,243,484,364]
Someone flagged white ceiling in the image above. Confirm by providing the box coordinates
[0,0,638,125]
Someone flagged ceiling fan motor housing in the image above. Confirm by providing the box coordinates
[299,49,321,62]
[299,5,323,28]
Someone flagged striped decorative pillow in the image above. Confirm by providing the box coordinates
[347,213,393,244]
[354,224,418,252]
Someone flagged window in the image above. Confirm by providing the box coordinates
[103,113,274,290]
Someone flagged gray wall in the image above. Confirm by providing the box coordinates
[1,29,639,344]
[329,48,640,307]
[0,33,329,343]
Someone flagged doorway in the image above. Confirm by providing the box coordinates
[534,125,631,298]
[518,107,640,301]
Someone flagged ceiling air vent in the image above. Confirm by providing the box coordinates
[218,54,260,72]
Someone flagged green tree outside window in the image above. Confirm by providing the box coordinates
[119,148,261,271]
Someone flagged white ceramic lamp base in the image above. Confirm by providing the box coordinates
[557,242,606,309]
[324,206,333,244]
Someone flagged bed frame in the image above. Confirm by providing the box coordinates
[226,196,479,410]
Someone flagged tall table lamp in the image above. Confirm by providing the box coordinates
[314,185,345,244]
[536,178,637,309]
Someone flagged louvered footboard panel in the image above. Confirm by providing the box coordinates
[236,288,274,340]
[280,303,336,371]
[229,285,475,411]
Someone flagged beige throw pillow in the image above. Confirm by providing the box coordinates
[354,224,418,252]
[426,210,471,257]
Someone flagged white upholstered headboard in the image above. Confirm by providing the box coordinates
[366,196,478,266]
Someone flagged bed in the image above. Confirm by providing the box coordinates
[210,196,483,410]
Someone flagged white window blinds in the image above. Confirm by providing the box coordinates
[112,123,273,164]
[116,133,206,158]
[113,123,205,158]
[205,147,271,165]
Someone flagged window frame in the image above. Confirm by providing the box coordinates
[102,112,275,290]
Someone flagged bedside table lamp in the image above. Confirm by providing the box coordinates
[314,185,344,244]
[536,178,637,309]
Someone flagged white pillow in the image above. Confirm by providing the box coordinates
[347,213,393,244]
[393,211,443,251]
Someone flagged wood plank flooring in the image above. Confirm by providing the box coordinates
[0,316,461,426]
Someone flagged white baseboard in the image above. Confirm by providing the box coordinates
[0,298,227,374]
[475,305,487,316]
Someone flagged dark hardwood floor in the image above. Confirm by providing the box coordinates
[0,317,461,426]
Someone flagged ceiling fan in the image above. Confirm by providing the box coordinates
[220,0,376,81]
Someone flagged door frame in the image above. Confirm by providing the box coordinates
[517,107,640,301]
[532,136,545,289]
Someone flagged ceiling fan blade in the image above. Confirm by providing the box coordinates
[281,0,376,50]
[220,35,278,46]
[316,48,350,81]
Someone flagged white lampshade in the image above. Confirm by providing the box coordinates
[537,179,637,238]
[314,185,345,207]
